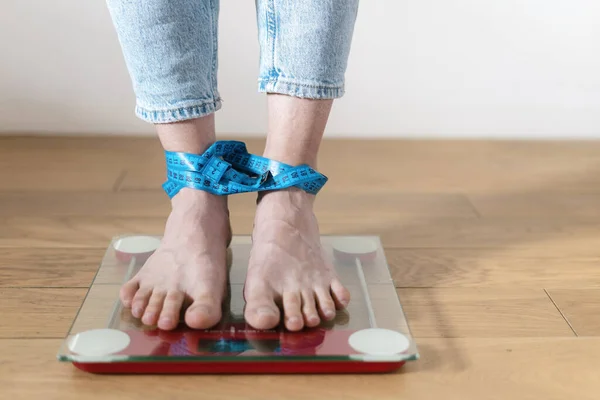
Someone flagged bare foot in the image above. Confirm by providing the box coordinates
[119,188,231,330]
[244,188,351,331]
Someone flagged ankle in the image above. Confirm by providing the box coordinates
[171,188,228,214]
[156,116,216,154]
[262,143,319,168]
[263,96,331,167]
[262,150,318,168]
[257,187,315,210]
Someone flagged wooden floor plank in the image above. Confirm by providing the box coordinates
[0,140,134,192]
[2,246,596,293]
[0,288,86,338]
[0,191,172,218]
[469,192,600,218]
[381,217,600,251]
[0,135,162,152]
[3,215,599,252]
[0,190,477,218]
[0,248,102,287]
[5,135,600,194]
[546,289,600,336]
[1,338,598,400]
[0,286,573,339]
[0,216,169,248]
[399,288,574,338]
[2,246,598,291]
[0,136,161,192]
[389,249,600,288]
[119,138,600,194]
[2,136,600,399]
[0,168,123,192]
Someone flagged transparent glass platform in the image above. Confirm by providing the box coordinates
[57,235,418,370]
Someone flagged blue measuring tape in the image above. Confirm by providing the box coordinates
[162,140,328,198]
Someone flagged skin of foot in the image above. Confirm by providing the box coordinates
[242,95,350,332]
[119,187,231,331]
[243,187,351,332]
[118,117,233,331]
[119,98,350,332]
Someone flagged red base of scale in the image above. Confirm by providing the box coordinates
[73,360,406,374]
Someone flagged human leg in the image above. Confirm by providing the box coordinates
[244,0,360,331]
[106,0,229,330]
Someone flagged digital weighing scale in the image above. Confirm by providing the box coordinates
[57,235,419,374]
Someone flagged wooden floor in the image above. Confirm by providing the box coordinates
[1,136,599,399]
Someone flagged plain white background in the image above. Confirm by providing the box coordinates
[1,0,599,138]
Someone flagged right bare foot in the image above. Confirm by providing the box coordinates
[119,188,231,330]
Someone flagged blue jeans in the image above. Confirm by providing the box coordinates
[106,0,359,124]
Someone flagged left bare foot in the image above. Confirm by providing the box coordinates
[243,188,351,331]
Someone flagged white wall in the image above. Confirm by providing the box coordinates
[1,0,599,138]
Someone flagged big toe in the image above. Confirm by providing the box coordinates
[185,298,221,329]
[244,296,281,330]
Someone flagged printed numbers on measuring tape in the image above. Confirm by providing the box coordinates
[162,140,328,198]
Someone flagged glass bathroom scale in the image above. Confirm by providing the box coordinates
[57,235,419,374]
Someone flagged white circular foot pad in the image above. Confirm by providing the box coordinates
[348,328,410,356]
[68,329,131,357]
[332,238,378,256]
[114,236,161,255]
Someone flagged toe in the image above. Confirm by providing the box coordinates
[131,286,152,318]
[158,291,185,330]
[244,290,281,330]
[301,290,320,327]
[315,286,337,321]
[185,294,222,329]
[282,291,304,331]
[330,279,351,309]
[119,279,139,308]
[142,290,166,326]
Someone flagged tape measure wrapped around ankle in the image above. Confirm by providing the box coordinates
[162,140,328,198]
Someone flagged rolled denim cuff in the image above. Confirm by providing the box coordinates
[258,78,345,99]
[134,99,222,124]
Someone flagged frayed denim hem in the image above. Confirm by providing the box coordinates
[135,99,222,124]
[258,78,345,99]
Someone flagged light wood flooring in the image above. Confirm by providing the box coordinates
[1,136,599,399]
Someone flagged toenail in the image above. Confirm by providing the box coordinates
[288,317,300,325]
[325,310,335,319]
[197,305,211,315]
[159,317,171,325]
[258,308,274,317]
[133,307,142,317]
[309,316,320,324]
